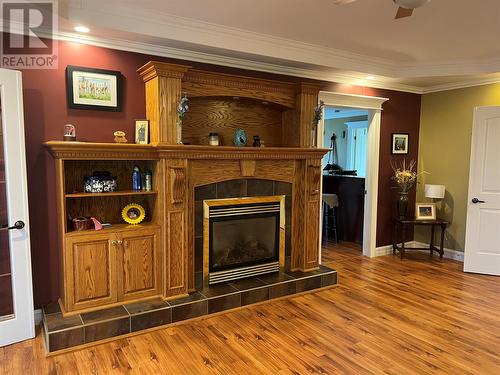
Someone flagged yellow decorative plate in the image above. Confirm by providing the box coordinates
[121,203,145,225]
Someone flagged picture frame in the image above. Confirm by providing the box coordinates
[135,120,149,144]
[415,203,436,220]
[66,65,122,111]
[391,133,409,154]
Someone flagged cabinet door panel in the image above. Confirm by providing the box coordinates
[118,228,161,300]
[65,234,117,311]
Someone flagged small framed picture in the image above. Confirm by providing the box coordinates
[135,120,149,144]
[415,203,436,220]
[66,65,122,111]
[392,133,409,154]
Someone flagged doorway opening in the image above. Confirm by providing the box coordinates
[322,106,369,254]
[316,91,388,262]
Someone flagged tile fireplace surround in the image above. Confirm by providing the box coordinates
[41,266,337,353]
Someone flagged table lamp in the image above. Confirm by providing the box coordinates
[425,184,445,200]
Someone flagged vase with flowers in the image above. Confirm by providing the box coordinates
[176,93,189,144]
[391,159,425,218]
[311,100,325,148]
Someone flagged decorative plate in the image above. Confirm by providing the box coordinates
[121,203,146,225]
[233,128,247,147]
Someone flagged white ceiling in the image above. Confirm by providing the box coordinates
[55,0,500,93]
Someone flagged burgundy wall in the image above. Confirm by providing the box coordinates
[17,39,420,307]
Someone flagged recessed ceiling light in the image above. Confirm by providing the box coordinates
[74,26,90,33]
[366,75,375,80]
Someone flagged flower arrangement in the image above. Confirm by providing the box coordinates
[312,100,325,127]
[177,93,189,120]
[175,93,189,144]
[391,159,425,193]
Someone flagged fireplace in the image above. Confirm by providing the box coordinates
[203,196,285,285]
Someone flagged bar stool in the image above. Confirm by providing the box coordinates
[322,193,339,243]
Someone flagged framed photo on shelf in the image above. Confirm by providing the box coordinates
[66,65,122,111]
[391,133,409,154]
[415,203,436,220]
[135,120,149,144]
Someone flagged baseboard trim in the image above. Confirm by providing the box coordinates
[412,241,464,262]
[375,241,464,262]
[375,244,393,257]
[34,308,42,325]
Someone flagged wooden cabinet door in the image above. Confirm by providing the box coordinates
[117,227,161,301]
[64,233,117,311]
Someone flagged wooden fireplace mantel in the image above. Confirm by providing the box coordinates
[45,60,329,315]
[45,141,328,160]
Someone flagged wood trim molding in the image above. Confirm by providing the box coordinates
[169,166,186,204]
[157,145,329,160]
[318,91,389,110]
[137,61,191,82]
[45,142,328,160]
[182,69,297,108]
[44,142,158,160]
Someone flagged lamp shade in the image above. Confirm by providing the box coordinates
[424,184,445,199]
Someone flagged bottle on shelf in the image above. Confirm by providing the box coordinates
[132,166,142,191]
[144,170,152,192]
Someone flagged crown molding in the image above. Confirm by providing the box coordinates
[51,30,424,94]
[421,76,500,94]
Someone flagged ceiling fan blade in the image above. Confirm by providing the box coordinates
[395,6,414,18]
[333,0,358,5]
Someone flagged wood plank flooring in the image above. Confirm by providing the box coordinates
[2,241,499,374]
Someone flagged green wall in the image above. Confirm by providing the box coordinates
[416,83,500,251]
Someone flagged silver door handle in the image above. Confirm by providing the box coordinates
[0,220,25,231]
[472,198,485,204]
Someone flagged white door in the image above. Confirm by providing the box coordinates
[464,106,500,276]
[0,69,34,346]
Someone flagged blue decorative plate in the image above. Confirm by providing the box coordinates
[233,128,247,147]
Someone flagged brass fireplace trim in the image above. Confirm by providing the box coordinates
[203,195,286,285]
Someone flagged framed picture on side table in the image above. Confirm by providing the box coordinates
[391,133,409,154]
[415,203,436,220]
[135,120,149,144]
[66,65,122,111]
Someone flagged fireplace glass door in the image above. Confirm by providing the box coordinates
[206,199,283,284]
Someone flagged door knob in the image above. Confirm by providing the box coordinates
[0,220,25,231]
[472,198,485,204]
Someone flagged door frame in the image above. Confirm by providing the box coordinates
[317,91,388,258]
[0,68,34,346]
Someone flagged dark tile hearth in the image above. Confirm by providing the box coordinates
[41,266,337,353]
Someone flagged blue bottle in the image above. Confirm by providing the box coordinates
[132,166,141,191]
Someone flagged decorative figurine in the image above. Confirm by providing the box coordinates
[252,135,261,147]
[113,130,127,143]
[63,124,76,141]
[233,128,247,147]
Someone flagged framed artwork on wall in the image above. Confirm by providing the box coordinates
[391,133,409,154]
[66,65,122,111]
[415,203,436,220]
[135,120,149,144]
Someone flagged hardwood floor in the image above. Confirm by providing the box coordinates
[2,242,499,374]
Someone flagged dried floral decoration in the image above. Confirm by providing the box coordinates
[312,100,325,127]
[177,93,189,120]
[391,159,427,193]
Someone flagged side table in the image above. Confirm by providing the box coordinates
[392,217,449,259]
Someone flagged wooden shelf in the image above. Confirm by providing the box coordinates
[65,222,159,237]
[65,190,157,198]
